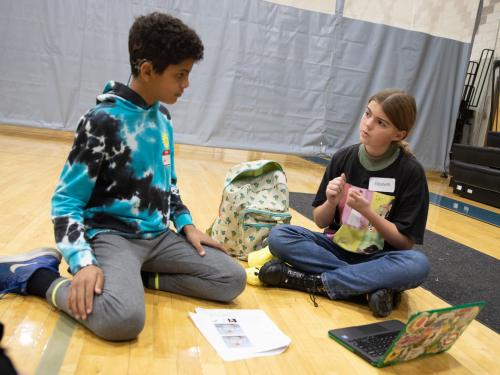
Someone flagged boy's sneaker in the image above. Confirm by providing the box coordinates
[0,248,61,296]
[258,259,326,295]
[367,289,401,317]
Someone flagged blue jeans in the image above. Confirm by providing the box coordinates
[268,225,430,299]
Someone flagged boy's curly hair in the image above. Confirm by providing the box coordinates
[128,12,204,77]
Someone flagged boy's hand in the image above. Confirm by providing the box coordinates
[183,224,228,256]
[326,173,346,205]
[346,188,370,214]
[68,265,104,321]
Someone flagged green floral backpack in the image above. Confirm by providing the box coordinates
[208,160,292,260]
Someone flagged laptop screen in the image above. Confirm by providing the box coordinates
[380,301,485,366]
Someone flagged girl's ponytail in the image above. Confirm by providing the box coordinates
[397,140,413,155]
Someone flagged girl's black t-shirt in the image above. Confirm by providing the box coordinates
[313,144,429,250]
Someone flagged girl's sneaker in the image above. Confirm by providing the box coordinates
[367,289,402,317]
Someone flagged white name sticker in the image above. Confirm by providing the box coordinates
[368,177,395,193]
[162,149,171,166]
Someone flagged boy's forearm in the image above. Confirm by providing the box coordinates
[173,212,193,233]
[52,166,97,273]
[53,216,98,273]
[60,245,98,275]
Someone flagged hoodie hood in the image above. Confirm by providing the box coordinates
[96,81,171,119]
[97,81,154,110]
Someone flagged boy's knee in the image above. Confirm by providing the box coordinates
[216,263,246,302]
[89,301,145,341]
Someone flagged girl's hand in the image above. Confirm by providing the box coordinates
[346,188,370,214]
[325,173,346,205]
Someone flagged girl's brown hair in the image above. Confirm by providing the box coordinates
[368,89,417,154]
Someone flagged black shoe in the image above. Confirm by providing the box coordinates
[258,259,326,295]
[367,289,395,318]
[393,291,403,309]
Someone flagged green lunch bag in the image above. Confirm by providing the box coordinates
[208,160,292,260]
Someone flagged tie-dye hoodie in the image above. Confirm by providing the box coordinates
[51,81,193,274]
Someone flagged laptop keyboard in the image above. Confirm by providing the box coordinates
[350,331,399,358]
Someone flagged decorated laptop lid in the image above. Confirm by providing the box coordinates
[377,301,485,367]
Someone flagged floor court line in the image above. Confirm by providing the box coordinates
[428,192,500,227]
[35,313,75,375]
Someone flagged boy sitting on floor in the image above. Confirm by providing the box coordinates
[0,12,246,341]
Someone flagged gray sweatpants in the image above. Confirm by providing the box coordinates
[46,230,246,341]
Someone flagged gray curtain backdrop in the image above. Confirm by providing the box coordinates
[0,0,479,170]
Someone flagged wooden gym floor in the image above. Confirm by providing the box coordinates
[0,124,498,375]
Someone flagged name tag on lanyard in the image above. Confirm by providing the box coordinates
[368,177,395,193]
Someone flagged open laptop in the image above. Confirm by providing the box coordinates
[328,301,485,367]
